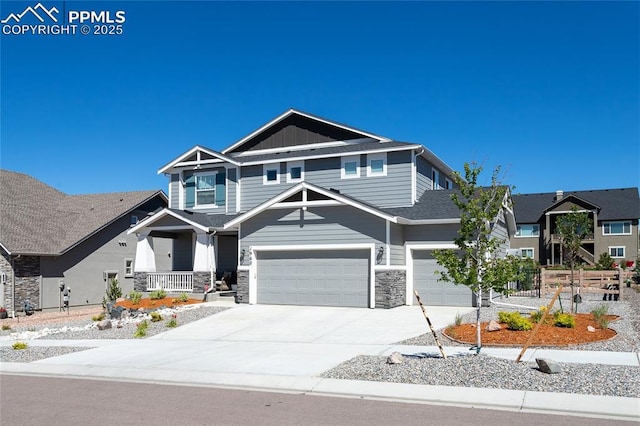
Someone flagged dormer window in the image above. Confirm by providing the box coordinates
[341,155,360,179]
[195,173,217,206]
[367,153,387,177]
[263,164,280,185]
[287,161,304,183]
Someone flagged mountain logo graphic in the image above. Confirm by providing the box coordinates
[1,3,59,24]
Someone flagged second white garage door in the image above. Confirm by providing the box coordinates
[413,250,473,306]
[256,250,370,307]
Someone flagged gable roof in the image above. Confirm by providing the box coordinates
[0,169,167,256]
[158,145,241,175]
[222,109,391,154]
[512,188,640,223]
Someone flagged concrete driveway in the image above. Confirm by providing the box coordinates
[30,304,473,378]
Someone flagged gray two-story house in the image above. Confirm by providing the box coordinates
[130,109,516,308]
[510,189,640,266]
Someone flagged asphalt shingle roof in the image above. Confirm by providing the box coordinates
[383,189,462,220]
[512,188,640,223]
[0,169,165,255]
[168,209,238,228]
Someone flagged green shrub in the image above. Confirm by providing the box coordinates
[102,278,122,308]
[553,312,576,328]
[595,253,615,270]
[149,289,166,300]
[178,292,189,303]
[498,311,533,331]
[91,313,105,322]
[12,341,28,350]
[2,324,12,331]
[133,320,149,338]
[129,290,142,305]
[150,311,162,322]
[165,317,178,328]
[591,304,609,330]
[454,312,463,326]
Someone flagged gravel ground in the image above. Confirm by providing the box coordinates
[0,304,228,363]
[322,287,640,398]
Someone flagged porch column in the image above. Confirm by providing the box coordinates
[193,232,212,272]
[134,233,156,272]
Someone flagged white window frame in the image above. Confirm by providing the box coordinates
[124,258,134,277]
[520,248,534,259]
[194,172,218,207]
[515,224,540,238]
[286,161,304,183]
[608,246,625,258]
[341,155,360,179]
[366,153,387,177]
[263,163,280,185]
[603,221,631,235]
[432,169,440,189]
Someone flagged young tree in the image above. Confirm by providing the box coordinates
[555,206,593,312]
[433,163,527,353]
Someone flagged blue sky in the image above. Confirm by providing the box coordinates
[1,1,638,195]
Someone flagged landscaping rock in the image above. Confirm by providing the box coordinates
[536,358,562,374]
[96,320,112,330]
[386,351,404,364]
[587,325,596,332]
[486,320,501,332]
[109,306,124,319]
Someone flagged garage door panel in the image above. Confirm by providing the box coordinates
[257,250,369,307]
[413,250,472,307]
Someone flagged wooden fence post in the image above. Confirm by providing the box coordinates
[618,267,624,300]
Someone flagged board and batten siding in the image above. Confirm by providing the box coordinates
[390,222,404,265]
[239,206,385,266]
[170,174,180,209]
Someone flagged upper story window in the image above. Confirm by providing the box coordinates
[124,258,134,277]
[445,178,453,189]
[603,221,631,235]
[287,161,304,183]
[516,224,540,237]
[341,155,360,179]
[263,163,280,185]
[367,153,387,177]
[432,169,440,189]
[195,173,217,206]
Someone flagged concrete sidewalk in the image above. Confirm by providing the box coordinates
[1,303,639,422]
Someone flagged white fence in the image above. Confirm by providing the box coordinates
[146,272,193,292]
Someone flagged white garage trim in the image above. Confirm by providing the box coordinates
[249,244,376,308]
[405,243,456,305]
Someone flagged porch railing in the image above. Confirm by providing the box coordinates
[146,272,193,292]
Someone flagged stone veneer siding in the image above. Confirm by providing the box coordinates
[192,271,209,293]
[236,270,249,304]
[1,250,14,309]
[1,254,41,313]
[375,270,406,309]
[133,272,147,292]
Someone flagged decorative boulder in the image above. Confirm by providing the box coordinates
[97,320,112,330]
[536,358,562,374]
[587,325,596,332]
[109,305,124,319]
[386,351,404,364]
[486,320,501,332]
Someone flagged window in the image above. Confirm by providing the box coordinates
[263,164,280,185]
[341,155,360,179]
[367,153,387,177]
[516,224,540,237]
[445,178,453,189]
[609,246,625,258]
[195,173,216,206]
[603,221,631,235]
[520,248,534,258]
[432,169,440,189]
[124,259,134,277]
[287,161,304,183]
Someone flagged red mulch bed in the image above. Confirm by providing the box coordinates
[443,313,619,347]
[115,298,203,310]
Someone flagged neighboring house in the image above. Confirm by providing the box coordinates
[0,170,168,315]
[510,188,640,266]
[130,109,516,308]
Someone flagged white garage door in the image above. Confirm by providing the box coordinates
[413,250,473,306]
[256,250,369,307]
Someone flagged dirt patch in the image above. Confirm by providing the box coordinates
[443,313,619,347]
[115,298,203,310]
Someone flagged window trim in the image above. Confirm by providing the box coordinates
[341,155,360,179]
[515,224,540,238]
[194,172,218,207]
[286,161,304,183]
[366,153,387,177]
[520,248,535,259]
[124,258,134,277]
[432,169,440,189]
[608,246,625,258]
[263,163,280,185]
[602,221,631,236]
[445,178,453,189]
